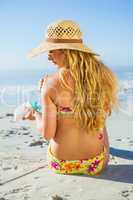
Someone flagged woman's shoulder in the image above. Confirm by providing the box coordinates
[43,70,74,103]
[44,69,75,93]
[43,72,58,87]
[42,72,61,100]
[46,69,74,88]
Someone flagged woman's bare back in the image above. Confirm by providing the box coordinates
[47,69,109,166]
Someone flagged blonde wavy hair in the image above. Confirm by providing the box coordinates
[58,49,119,133]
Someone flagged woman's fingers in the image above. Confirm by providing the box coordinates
[23,110,35,120]
[38,78,44,91]
[23,111,31,120]
[38,74,48,92]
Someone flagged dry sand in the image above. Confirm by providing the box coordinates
[0,108,133,200]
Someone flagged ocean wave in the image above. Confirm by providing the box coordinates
[0,85,40,107]
[119,80,133,94]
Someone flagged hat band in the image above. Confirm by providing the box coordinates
[46,38,83,43]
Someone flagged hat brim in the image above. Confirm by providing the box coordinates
[27,41,100,58]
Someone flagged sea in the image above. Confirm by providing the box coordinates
[0,66,133,118]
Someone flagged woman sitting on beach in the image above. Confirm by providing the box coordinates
[25,20,119,176]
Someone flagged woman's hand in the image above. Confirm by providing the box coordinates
[23,109,36,120]
[38,74,48,92]
[38,78,44,92]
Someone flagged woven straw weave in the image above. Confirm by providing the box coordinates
[45,20,82,39]
[28,20,99,58]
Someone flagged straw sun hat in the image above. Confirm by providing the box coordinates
[28,20,99,58]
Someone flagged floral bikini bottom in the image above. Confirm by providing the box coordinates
[47,145,107,176]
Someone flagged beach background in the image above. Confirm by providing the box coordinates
[0,0,133,200]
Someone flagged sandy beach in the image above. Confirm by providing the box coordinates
[0,107,133,200]
[0,0,133,198]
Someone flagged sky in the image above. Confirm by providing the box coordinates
[0,0,133,73]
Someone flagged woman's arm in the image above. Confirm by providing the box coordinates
[39,89,57,140]
[23,74,57,140]
[33,90,57,140]
[34,111,43,134]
